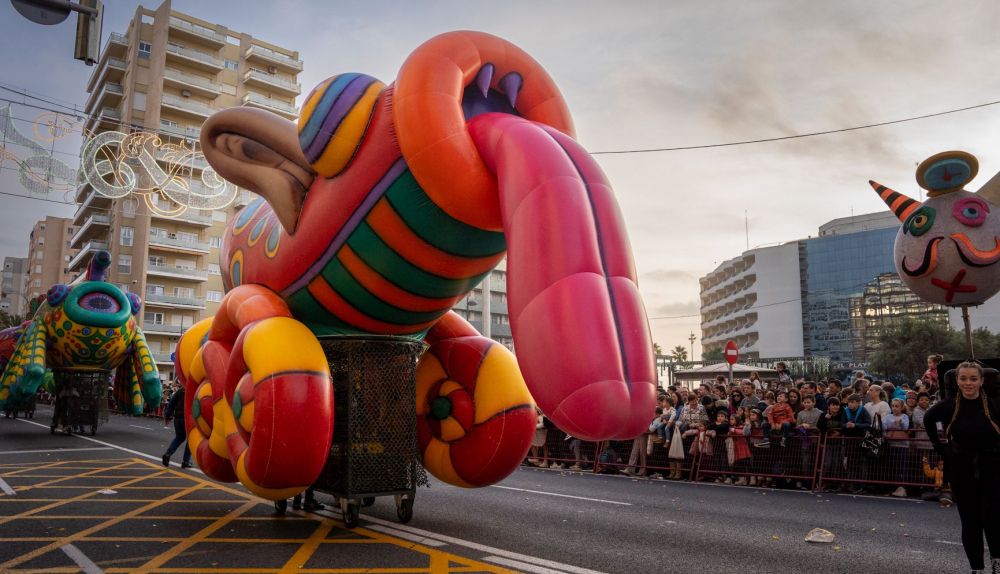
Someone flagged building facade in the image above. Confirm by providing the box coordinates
[70,1,301,382]
[1,257,29,317]
[452,259,513,350]
[25,217,79,301]
[700,211,952,366]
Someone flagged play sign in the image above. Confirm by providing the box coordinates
[724,340,739,365]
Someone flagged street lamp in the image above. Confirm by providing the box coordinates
[688,332,696,362]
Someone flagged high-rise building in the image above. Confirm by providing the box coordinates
[699,211,957,368]
[69,1,302,383]
[25,217,79,301]
[1,257,30,317]
[452,259,513,350]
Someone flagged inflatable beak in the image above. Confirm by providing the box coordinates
[870,180,920,223]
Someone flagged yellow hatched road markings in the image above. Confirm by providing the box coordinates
[0,456,518,573]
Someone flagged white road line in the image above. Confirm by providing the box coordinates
[0,477,15,496]
[484,556,572,574]
[490,485,631,506]
[14,419,204,475]
[128,425,153,430]
[336,513,607,574]
[0,447,114,455]
[366,524,448,547]
[934,539,962,545]
[61,543,103,574]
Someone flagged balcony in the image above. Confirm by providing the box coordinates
[151,209,213,227]
[243,69,301,95]
[165,44,223,72]
[148,233,211,254]
[144,293,206,310]
[152,352,174,365]
[68,240,108,272]
[72,189,111,223]
[153,146,209,171]
[142,323,185,336]
[235,190,255,207]
[70,214,111,247]
[86,55,126,93]
[242,92,298,119]
[163,68,221,98]
[244,44,302,73]
[162,93,216,119]
[85,106,121,134]
[168,16,226,47]
[146,264,209,282]
[85,82,123,113]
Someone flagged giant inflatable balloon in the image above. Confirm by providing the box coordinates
[871,151,1000,306]
[173,30,656,498]
[0,251,161,414]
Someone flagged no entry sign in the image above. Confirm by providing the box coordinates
[724,340,739,365]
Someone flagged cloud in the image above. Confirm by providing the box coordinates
[650,300,700,318]
[641,268,696,283]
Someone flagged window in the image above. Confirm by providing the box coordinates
[173,286,194,299]
[123,198,138,217]
[174,258,195,270]
[37,237,44,245]
[212,210,227,222]
[120,226,134,247]
[133,92,146,111]
[32,280,41,288]
[146,285,164,298]
[224,59,238,71]
[491,313,509,325]
[149,227,168,238]
[118,254,132,274]
[207,290,223,302]
[144,311,164,325]
[210,236,222,248]
[160,118,179,129]
[177,231,198,243]
[64,255,70,262]
[208,263,221,275]
[118,283,130,293]
[138,42,152,59]
[33,265,41,274]
[148,255,165,267]
[34,252,43,260]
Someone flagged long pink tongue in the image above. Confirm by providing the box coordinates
[468,113,656,440]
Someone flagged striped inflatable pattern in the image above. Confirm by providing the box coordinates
[298,73,385,177]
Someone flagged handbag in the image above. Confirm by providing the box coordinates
[668,427,686,460]
[861,413,886,459]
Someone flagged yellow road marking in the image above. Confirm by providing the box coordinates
[278,519,337,572]
[0,461,139,519]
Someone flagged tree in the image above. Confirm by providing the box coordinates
[652,342,663,356]
[0,310,22,329]
[702,347,724,362]
[869,317,964,383]
[669,345,688,362]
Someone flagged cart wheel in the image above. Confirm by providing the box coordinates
[340,499,360,529]
[274,499,288,515]
[396,496,414,523]
[361,497,375,507]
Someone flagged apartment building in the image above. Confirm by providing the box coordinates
[452,259,513,350]
[1,257,29,317]
[25,217,79,301]
[69,0,301,382]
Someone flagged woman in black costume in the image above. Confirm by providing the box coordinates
[925,361,1000,573]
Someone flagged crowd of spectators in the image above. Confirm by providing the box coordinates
[525,355,952,500]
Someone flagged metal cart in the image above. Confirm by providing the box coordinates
[274,337,427,528]
[50,370,110,435]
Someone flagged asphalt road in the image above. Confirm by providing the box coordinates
[1,407,970,573]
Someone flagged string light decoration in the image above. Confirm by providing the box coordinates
[80,129,236,216]
[0,105,78,195]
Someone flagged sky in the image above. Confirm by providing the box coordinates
[2,0,1000,357]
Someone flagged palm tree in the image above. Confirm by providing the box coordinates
[652,342,663,356]
[669,345,688,362]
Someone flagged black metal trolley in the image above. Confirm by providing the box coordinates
[50,370,110,435]
[274,337,428,528]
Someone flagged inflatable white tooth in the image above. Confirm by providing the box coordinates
[870,151,1000,307]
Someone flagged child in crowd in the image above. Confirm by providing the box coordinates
[764,391,795,447]
[883,398,911,498]
[921,456,947,505]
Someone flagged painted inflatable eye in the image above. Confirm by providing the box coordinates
[904,206,935,237]
[79,292,121,314]
[953,197,990,227]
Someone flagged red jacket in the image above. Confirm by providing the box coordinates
[768,403,795,426]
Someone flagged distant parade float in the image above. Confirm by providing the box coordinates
[173,30,656,502]
[0,251,161,429]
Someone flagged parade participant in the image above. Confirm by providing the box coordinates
[161,382,192,469]
[924,362,1000,573]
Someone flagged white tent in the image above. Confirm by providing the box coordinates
[673,362,778,382]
